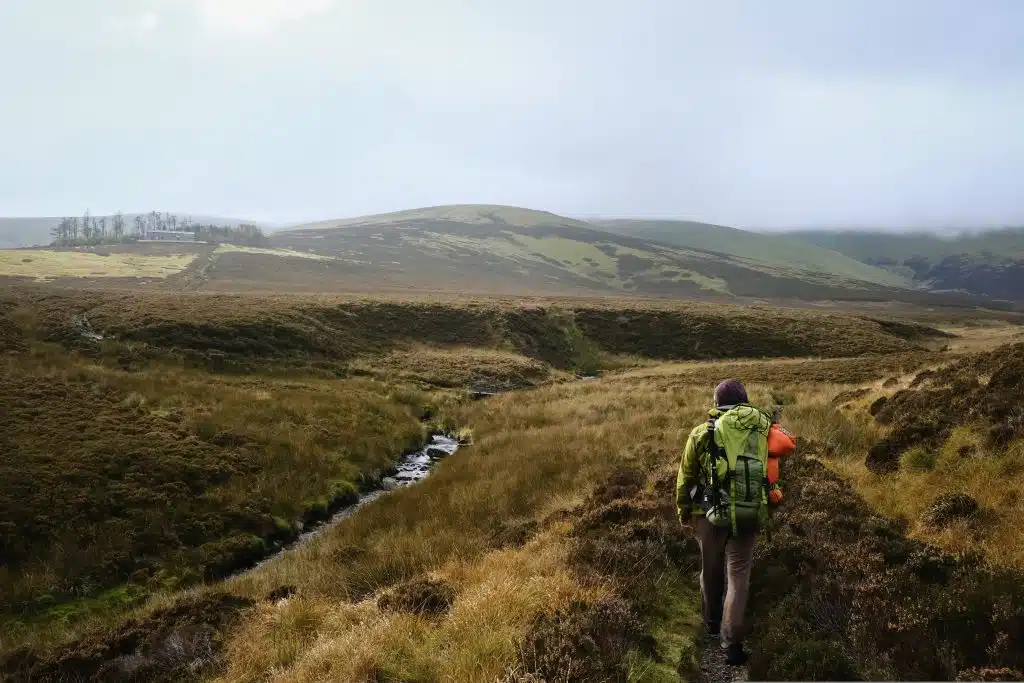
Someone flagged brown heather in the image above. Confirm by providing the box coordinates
[0,284,1022,682]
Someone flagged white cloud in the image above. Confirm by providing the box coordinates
[189,0,335,35]
[111,11,161,36]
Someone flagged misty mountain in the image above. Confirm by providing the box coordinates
[263,204,990,305]
[787,228,1024,301]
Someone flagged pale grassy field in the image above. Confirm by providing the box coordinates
[0,249,197,279]
[213,244,333,261]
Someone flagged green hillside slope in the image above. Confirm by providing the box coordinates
[263,204,987,304]
[5,205,1012,306]
[785,228,1024,263]
[593,219,910,288]
[786,228,1024,301]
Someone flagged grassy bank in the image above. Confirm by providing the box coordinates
[2,285,951,379]
[0,353,439,651]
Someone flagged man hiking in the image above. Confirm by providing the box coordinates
[675,379,794,666]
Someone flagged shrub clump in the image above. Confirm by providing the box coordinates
[867,342,1024,473]
[901,445,937,472]
[510,598,644,683]
[1,591,253,683]
[921,492,979,529]
[746,444,1024,681]
[377,577,456,616]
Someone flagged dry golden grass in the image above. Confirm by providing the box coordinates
[347,345,571,389]
[205,373,723,682]
[213,345,967,682]
[0,249,197,279]
[218,531,605,683]
[213,245,333,261]
[829,429,1024,567]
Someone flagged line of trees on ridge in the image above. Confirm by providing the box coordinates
[49,211,267,247]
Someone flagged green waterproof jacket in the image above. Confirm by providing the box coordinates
[676,406,729,521]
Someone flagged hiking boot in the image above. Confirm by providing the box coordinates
[724,643,749,666]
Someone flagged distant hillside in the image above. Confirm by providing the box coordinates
[785,228,1024,263]
[258,204,990,305]
[593,219,909,289]
[787,228,1024,301]
[0,214,266,249]
[3,204,1014,307]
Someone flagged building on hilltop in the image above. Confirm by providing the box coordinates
[142,230,197,242]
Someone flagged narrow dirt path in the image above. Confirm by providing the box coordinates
[698,636,748,683]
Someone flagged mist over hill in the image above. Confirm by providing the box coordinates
[785,227,1024,301]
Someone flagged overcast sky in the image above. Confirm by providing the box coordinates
[1,1,1022,229]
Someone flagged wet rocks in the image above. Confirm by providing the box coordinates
[921,493,979,529]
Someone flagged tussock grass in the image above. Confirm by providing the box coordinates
[831,435,1024,567]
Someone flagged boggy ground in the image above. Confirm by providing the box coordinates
[2,285,1022,682]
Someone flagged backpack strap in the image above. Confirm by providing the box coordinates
[705,417,729,517]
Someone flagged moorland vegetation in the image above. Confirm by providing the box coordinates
[1,283,1022,683]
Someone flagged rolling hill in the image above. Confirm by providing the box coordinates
[260,204,987,305]
[786,228,1024,301]
[591,219,909,289]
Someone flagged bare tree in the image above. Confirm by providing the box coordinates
[70,217,80,242]
[82,210,92,241]
[99,217,108,239]
[51,217,71,245]
[134,215,145,237]
[113,211,125,240]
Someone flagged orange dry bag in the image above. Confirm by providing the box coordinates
[766,424,795,505]
[767,423,796,459]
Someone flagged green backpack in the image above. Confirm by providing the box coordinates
[700,405,772,535]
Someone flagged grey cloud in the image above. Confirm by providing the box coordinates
[0,0,1022,228]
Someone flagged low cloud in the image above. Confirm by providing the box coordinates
[110,11,160,37]
[188,0,335,35]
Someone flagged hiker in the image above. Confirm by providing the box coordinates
[675,378,795,666]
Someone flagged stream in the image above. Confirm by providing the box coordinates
[240,433,460,576]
